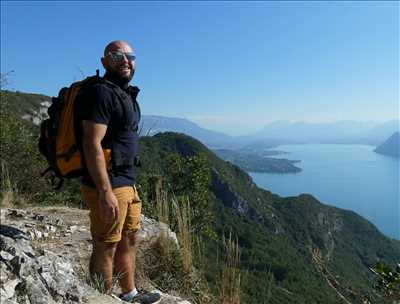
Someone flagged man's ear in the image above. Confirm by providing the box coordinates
[101,57,107,69]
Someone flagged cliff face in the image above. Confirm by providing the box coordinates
[375,132,400,157]
[0,208,191,304]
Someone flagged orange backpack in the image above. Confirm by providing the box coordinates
[38,72,111,188]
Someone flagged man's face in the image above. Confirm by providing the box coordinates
[101,42,136,83]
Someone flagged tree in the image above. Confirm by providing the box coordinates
[165,153,215,237]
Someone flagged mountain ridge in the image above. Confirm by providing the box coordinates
[3,88,397,147]
[375,132,400,158]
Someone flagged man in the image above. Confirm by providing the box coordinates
[78,40,161,304]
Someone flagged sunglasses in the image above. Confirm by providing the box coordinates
[107,51,136,63]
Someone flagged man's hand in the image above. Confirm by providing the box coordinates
[82,120,118,223]
[98,190,120,223]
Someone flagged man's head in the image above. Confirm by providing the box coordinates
[101,40,136,84]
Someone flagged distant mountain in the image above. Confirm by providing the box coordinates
[140,115,235,147]
[359,120,400,145]
[250,120,399,145]
[4,88,398,148]
[374,132,400,158]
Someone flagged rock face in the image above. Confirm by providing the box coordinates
[0,208,190,304]
[0,224,87,304]
[210,168,263,224]
[21,101,50,126]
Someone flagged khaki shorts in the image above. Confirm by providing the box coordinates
[80,185,142,243]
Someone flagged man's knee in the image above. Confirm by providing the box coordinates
[93,240,118,257]
[126,231,139,246]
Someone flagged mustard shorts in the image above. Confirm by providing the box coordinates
[80,185,142,243]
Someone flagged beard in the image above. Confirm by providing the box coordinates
[106,67,135,86]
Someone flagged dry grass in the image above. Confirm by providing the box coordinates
[173,196,193,275]
[218,232,241,304]
[156,186,173,259]
[0,160,19,207]
[154,179,193,276]
[151,185,214,303]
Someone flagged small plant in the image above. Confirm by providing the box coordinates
[84,270,126,295]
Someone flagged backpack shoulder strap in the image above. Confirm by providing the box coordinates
[129,86,141,122]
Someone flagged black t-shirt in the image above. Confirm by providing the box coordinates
[76,80,140,188]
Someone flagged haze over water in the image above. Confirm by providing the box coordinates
[250,144,400,240]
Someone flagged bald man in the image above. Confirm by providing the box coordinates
[78,40,161,304]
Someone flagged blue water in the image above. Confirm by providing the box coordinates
[249,144,400,240]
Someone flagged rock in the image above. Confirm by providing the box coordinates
[0,250,14,261]
[152,290,192,304]
[0,234,35,262]
[49,225,56,233]
[0,278,21,302]
[0,209,9,221]
[0,225,30,241]
[32,214,45,222]
[10,254,33,277]
[37,250,87,303]
[9,209,27,218]
[24,274,56,304]
[69,225,78,233]
[33,230,42,240]
[55,219,64,226]
[137,216,178,251]
[0,262,12,283]
[3,299,20,304]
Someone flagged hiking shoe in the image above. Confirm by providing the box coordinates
[127,290,161,304]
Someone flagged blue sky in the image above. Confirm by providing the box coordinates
[1,1,399,135]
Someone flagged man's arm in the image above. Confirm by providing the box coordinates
[82,120,119,223]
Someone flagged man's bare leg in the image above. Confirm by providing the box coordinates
[90,240,117,293]
[114,232,138,293]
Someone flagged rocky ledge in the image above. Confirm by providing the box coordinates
[0,207,190,304]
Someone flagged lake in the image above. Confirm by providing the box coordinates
[249,144,400,240]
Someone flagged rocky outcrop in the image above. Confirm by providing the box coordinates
[0,222,89,304]
[0,208,190,304]
[210,168,264,224]
[21,101,50,126]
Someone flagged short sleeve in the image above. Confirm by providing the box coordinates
[78,85,114,125]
